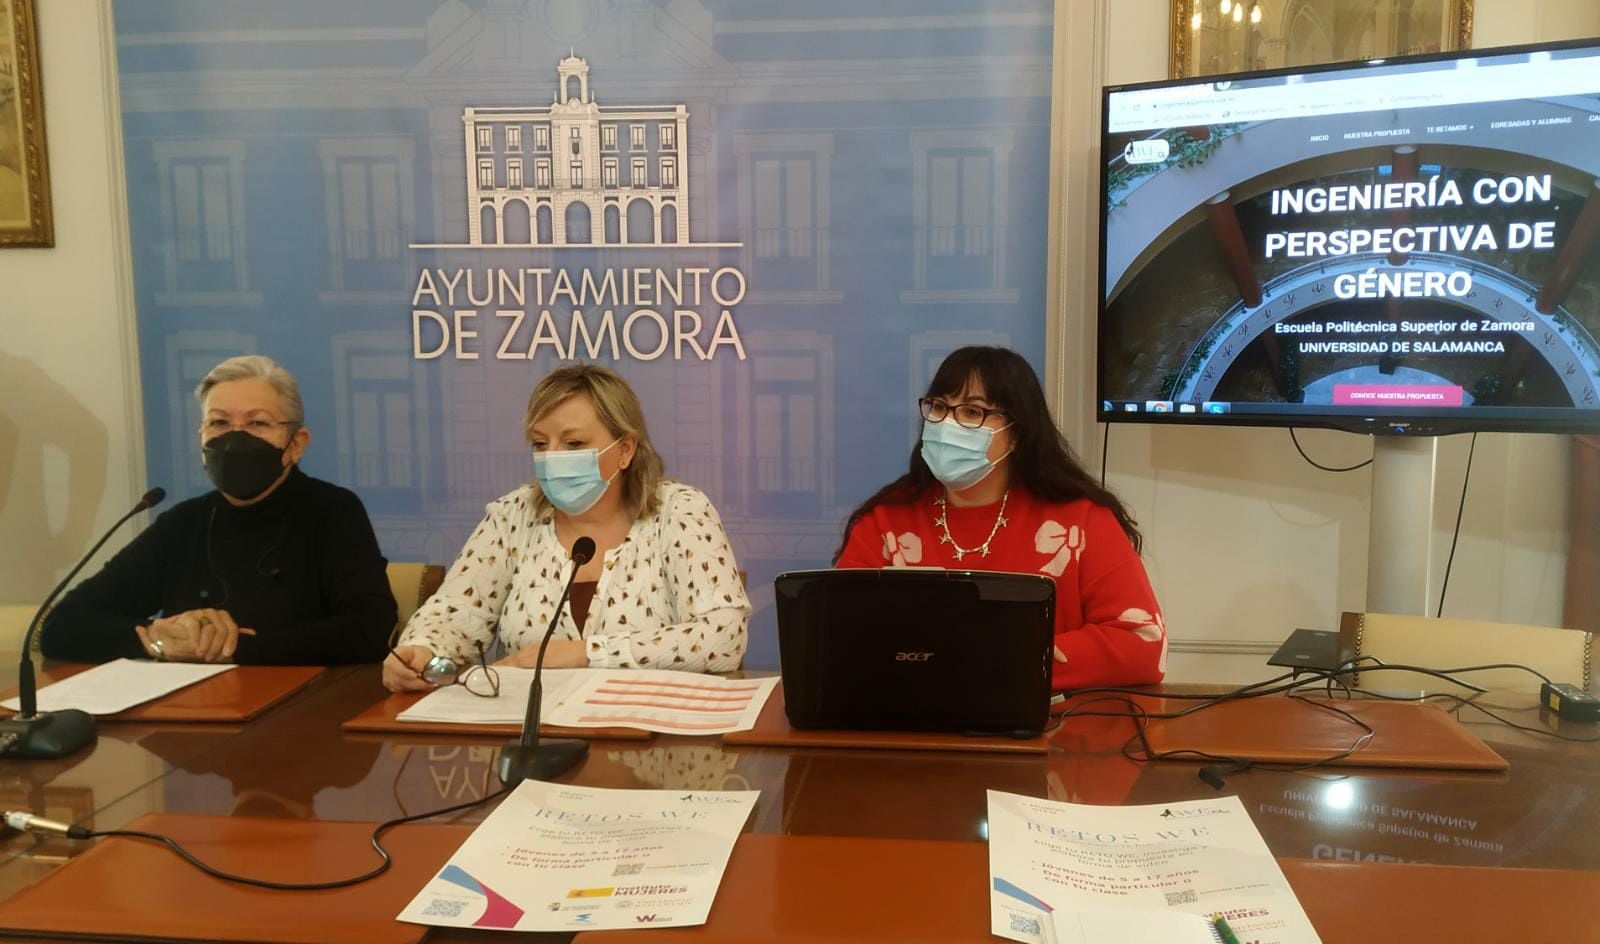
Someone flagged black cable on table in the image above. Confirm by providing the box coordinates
[83,787,508,891]
[1052,657,1562,720]
[1048,656,1581,786]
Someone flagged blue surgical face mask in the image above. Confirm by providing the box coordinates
[534,438,621,515]
[920,417,1012,491]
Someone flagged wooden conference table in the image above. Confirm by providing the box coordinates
[0,662,1596,942]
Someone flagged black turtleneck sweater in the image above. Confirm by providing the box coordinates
[40,468,397,665]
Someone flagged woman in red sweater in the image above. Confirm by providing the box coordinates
[834,346,1165,690]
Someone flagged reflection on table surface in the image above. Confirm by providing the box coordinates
[1,662,1596,906]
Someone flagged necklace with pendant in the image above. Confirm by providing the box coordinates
[933,490,1010,562]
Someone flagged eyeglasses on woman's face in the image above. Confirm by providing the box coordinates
[918,397,1009,429]
[200,416,298,438]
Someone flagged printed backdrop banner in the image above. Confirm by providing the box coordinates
[114,0,1054,667]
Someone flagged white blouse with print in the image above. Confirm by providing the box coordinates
[399,481,750,672]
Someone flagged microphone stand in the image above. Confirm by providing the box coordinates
[496,537,594,787]
[3,489,166,759]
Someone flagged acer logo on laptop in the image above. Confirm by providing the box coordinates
[894,651,934,662]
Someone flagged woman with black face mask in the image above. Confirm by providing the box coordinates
[39,356,396,666]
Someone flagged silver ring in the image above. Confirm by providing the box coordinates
[150,638,167,661]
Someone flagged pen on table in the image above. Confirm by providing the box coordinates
[1211,913,1242,944]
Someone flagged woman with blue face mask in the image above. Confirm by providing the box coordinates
[834,346,1166,691]
[385,365,750,692]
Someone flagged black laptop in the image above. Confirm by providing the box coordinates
[774,568,1055,736]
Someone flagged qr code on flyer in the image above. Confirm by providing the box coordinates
[422,899,468,918]
[1165,889,1199,906]
[1008,912,1041,936]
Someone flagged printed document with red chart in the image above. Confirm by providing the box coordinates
[545,670,778,735]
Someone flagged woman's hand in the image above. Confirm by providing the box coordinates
[383,645,438,692]
[137,609,256,663]
[496,638,589,670]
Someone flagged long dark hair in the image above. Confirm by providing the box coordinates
[833,346,1142,561]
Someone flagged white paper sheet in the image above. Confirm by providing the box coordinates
[1059,910,1223,943]
[395,667,591,724]
[987,791,1322,944]
[396,667,777,735]
[1,659,236,716]
[398,781,757,932]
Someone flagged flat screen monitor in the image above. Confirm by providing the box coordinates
[1098,39,1600,435]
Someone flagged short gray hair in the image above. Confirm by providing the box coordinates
[194,355,305,426]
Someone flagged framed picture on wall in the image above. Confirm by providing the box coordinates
[1170,0,1474,79]
[0,0,52,247]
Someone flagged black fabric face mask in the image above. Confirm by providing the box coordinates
[202,430,290,500]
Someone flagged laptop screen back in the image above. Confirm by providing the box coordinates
[774,569,1055,735]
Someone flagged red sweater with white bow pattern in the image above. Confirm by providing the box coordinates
[836,486,1166,690]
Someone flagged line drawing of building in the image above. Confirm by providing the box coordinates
[112,0,1054,670]
[462,52,689,247]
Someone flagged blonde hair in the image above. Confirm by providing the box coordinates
[524,365,665,520]
[194,355,305,426]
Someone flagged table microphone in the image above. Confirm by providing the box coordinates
[497,535,595,787]
[1,488,166,759]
